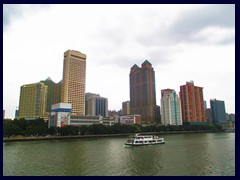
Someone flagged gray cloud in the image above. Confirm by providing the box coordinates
[97,48,173,70]
[136,4,235,47]
[169,4,235,43]
[3,4,50,31]
[3,4,22,28]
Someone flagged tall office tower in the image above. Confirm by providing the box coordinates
[179,81,206,125]
[205,108,212,124]
[161,89,182,126]
[210,99,227,125]
[15,109,19,119]
[204,100,207,109]
[61,50,86,115]
[130,60,158,123]
[85,93,109,117]
[19,82,48,120]
[155,105,161,123]
[122,101,130,115]
[41,77,62,114]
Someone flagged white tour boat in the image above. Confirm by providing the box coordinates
[125,133,165,146]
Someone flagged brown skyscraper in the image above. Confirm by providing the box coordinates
[130,60,158,123]
[61,50,86,115]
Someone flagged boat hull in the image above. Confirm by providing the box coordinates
[125,141,165,146]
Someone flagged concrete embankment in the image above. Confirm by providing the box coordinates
[3,130,221,142]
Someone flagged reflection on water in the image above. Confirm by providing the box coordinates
[3,133,235,176]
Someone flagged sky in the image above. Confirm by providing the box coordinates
[3,4,235,119]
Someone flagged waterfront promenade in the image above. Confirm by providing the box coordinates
[3,130,222,142]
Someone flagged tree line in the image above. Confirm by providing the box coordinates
[3,118,223,137]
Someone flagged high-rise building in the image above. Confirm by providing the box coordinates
[61,50,86,115]
[15,109,19,119]
[179,81,206,125]
[85,93,108,117]
[155,105,161,123]
[41,77,62,114]
[210,99,227,125]
[19,82,48,120]
[161,89,182,126]
[205,108,212,124]
[122,101,130,115]
[204,100,207,109]
[130,60,158,123]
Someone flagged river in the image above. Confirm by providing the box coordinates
[3,132,235,176]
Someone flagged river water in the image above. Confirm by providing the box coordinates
[3,132,235,176]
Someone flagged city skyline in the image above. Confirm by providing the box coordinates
[3,4,235,119]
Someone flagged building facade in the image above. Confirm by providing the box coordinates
[61,50,86,115]
[41,77,62,114]
[130,60,158,123]
[15,110,19,119]
[119,114,141,125]
[49,103,72,127]
[205,108,212,124]
[85,93,108,117]
[161,89,182,126]
[179,81,206,125]
[210,99,227,125]
[122,101,130,115]
[19,82,48,120]
[229,113,235,121]
[204,100,207,109]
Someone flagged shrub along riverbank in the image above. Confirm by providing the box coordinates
[3,118,224,141]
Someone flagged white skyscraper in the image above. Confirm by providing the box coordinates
[161,89,182,126]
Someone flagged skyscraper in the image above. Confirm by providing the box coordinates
[61,50,86,115]
[130,60,158,123]
[122,101,130,115]
[179,81,206,125]
[205,108,212,124]
[161,89,182,126]
[41,77,62,114]
[85,93,108,117]
[210,99,227,125]
[19,82,48,120]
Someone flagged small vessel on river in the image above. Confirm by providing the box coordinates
[125,133,165,146]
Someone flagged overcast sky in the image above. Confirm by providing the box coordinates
[3,4,235,119]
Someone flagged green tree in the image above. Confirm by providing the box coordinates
[25,124,48,136]
[3,121,22,137]
[13,118,28,133]
[48,127,57,136]
[57,126,80,136]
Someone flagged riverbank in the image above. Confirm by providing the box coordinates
[3,130,225,142]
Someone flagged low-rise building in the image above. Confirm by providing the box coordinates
[48,103,72,127]
[119,114,141,125]
[70,115,100,126]
[49,103,102,127]
[99,116,114,126]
